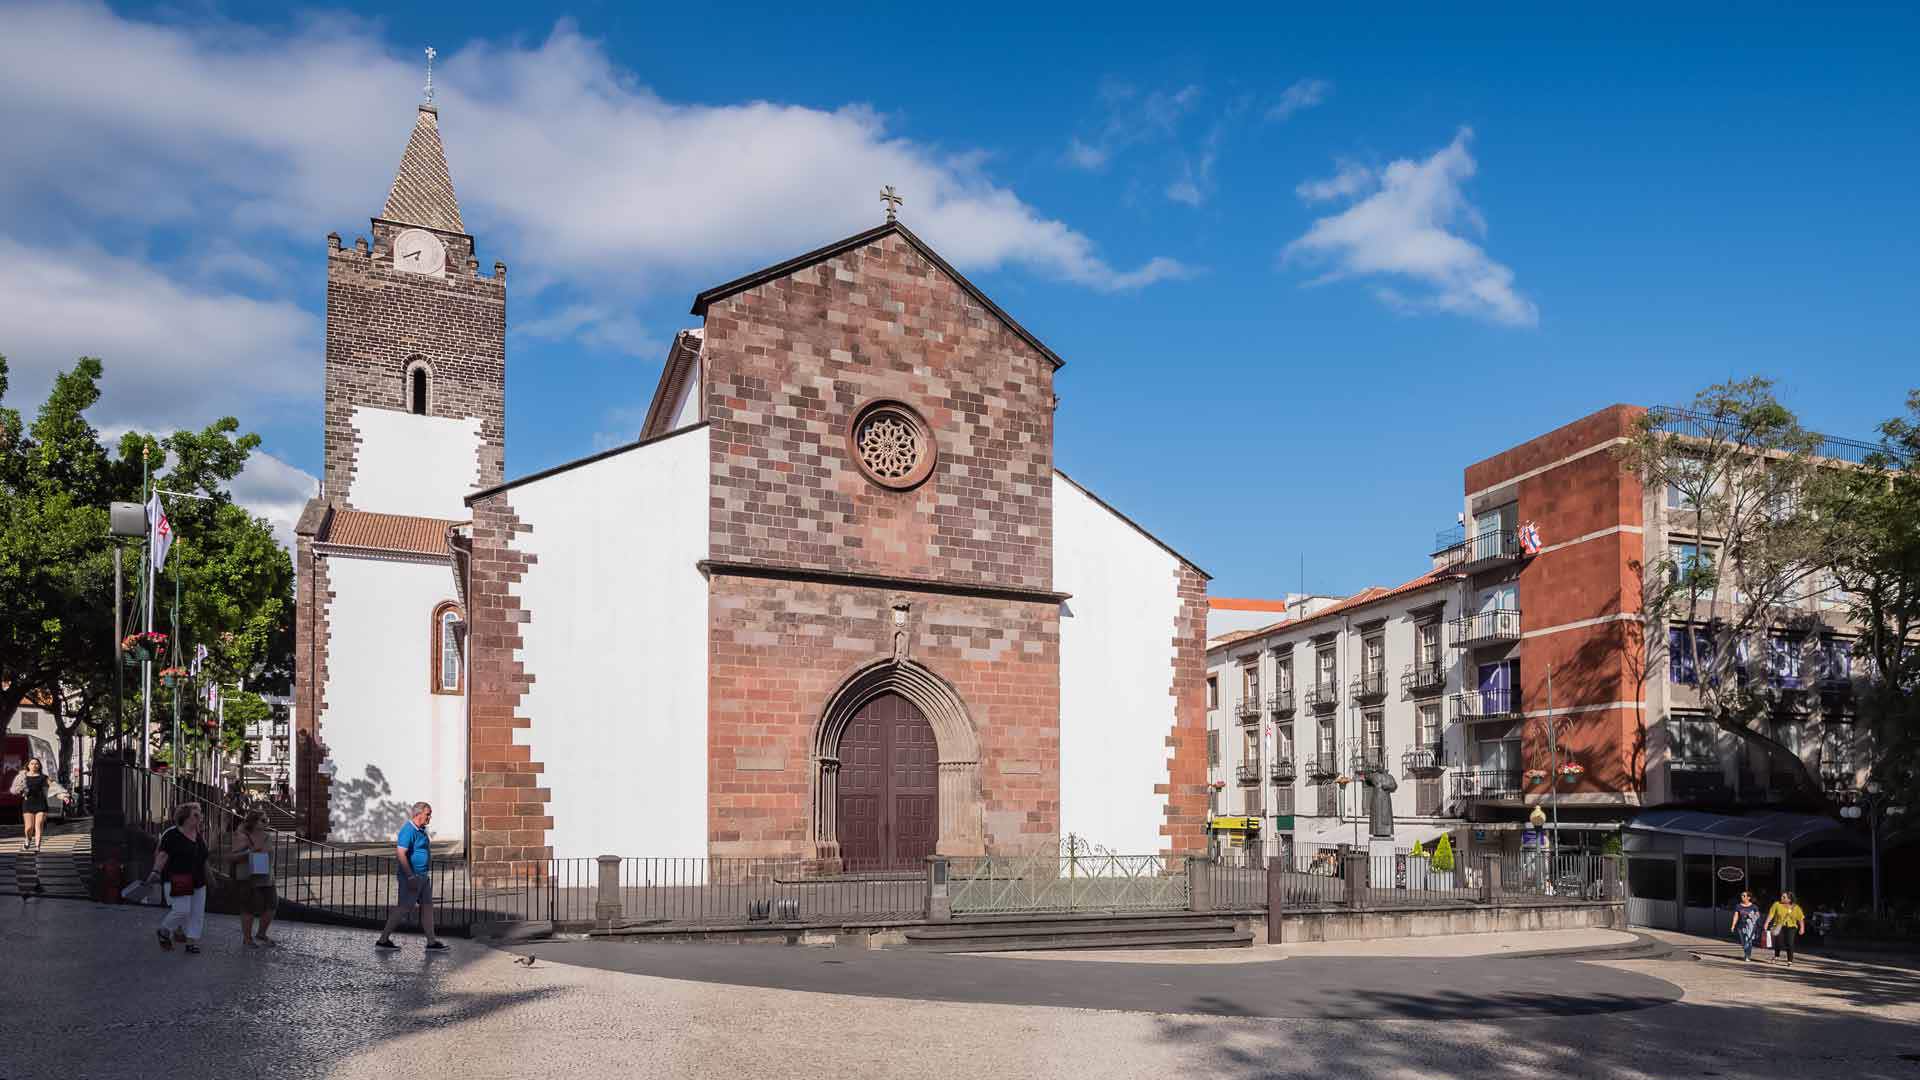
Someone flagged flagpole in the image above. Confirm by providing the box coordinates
[141,446,154,773]
[170,577,181,783]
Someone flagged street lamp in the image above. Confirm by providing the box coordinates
[1841,780,1892,917]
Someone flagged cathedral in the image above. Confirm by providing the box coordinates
[293,99,1212,879]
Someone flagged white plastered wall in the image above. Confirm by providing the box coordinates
[508,427,710,859]
[321,555,466,843]
[349,407,481,519]
[1053,474,1184,855]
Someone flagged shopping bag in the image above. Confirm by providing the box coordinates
[1763,928,1773,949]
[119,880,154,903]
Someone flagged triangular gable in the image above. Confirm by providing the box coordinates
[383,105,465,233]
[689,221,1065,370]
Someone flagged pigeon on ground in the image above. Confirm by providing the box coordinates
[514,954,536,967]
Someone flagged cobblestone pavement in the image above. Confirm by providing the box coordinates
[11,900,1920,1080]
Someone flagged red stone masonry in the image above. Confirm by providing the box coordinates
[707,575,1060,860]
[291,530,333,841]
[462,491,552,881]
[1159,564,1212,857]
[701,231,1056,592]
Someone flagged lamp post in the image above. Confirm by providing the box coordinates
[1841,780,1889,917]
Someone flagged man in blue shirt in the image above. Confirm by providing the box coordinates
[375,802,446,951]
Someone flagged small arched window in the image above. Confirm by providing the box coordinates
[409,367,429,415]
[431,602,463,694]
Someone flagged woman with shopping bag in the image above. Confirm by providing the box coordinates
[228,809,279,948]
[1767,891,1807,965]
[148,802,210,954]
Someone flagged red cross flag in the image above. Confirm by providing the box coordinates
[146,494,174,570]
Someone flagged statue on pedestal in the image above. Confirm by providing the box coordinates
[1366,768,1398,840]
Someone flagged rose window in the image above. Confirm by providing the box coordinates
[846,400,936,490]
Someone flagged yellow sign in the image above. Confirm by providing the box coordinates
[1209,816,1260,832]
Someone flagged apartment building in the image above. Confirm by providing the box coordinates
[1206,403,1879,886]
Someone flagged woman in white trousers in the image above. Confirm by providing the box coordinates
[149,801,210,954]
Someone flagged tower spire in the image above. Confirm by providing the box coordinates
[382,57,464,233]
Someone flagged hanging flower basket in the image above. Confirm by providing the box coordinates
[158,666,188,688]
[1557,762,1586,780]
[1209,780,1226,790]
[121,631,168,662]
[1336,774,1353,786]
[1524,769,1549,785]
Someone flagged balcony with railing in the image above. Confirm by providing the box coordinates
[1450,687,1521,723]
[1350,669,1388,702]
[1450,608,1522,648]
[1269,757,1297,784]
[1236,762,1262,786]
[1400,745,1444,774]
[1433,525,1526,573]
[1304,682,1341,711]
[1267,689,1295,716]
[1307,751,1340,780]
[1235,697,1263,723]
[1349,742,1385,773]
[1453,768,1524,800]
[1401,660,1447,698]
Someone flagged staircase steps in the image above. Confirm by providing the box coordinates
[904,913,1251,952]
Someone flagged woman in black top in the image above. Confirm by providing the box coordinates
[148,802,210,954]
[9,758,67,853]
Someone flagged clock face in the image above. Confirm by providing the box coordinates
[393,228,446,276]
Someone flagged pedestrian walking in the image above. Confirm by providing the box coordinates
[228,809,279,948]
[9,758,67,853]
[374,802,446,952]
[1767,890,1807,965]
[148,802,210,954]
[1729,890,1762,962]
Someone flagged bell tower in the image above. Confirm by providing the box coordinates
[318,101,506,520]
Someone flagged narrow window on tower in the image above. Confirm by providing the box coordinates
[410,367,429,415]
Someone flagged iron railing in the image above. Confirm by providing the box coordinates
[1269,758,1297,783]
[948,853,1189,915]
[1350,670,1388,701]
[1647,404,1880,466]
[1450,609,1523,648]
[1265,851,1624,911]
[1235,698,1263,721]
[616,857,926,925]
[1236,763,1261,785]
[1450,687,1522,722]
[1401,746,1443,774]
[1453,768,1525,799]
[1304,683,1341,710]
[1435,528,1524,571]
[1267,689,1296,715]
[1401,660,1447,697]
[1307,751,1340,779]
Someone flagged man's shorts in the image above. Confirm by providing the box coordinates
[395,871,433,911]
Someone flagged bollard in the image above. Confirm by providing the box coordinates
[1601,854,1621,901]
[1480,854,1500,904]
[1344,851,1368,909]
[925,855,951,922]
[1187,856,1214,913]
[594,855,622,925]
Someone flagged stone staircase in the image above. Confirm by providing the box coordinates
[904,912,1252,952]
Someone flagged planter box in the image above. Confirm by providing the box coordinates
[1405,862,1456,892]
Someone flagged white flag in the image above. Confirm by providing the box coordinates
[190,644,209,676]
[146,494,174,570]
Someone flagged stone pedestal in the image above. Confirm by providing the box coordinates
[1367,839,1397,861]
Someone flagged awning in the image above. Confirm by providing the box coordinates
[1626,808,1866,856]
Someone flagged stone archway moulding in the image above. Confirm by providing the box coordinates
[812,657,985,859]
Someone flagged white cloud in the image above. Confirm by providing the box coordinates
[514,304,664,359]
[1295,160,1375,203]
[1283,128,1537,327]
[229,449,318,552]
[0,236,318,430]
[1165,179,1204,206]
[0,4,1183,296]
[1269,79,1332,121]
[1063,138,1109,171]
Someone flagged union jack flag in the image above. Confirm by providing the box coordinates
[1518,521,1543,555]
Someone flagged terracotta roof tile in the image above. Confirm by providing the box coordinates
[321,509,461,557]
[1210,597,1292,612]
[1210,567,1459,652]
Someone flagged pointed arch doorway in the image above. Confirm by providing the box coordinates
[834,692,939,869]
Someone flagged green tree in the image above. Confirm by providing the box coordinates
[1618,378,1841,805]
[0,355,294,777]
[1815,390,1920,810]
[1431,832,1455,872]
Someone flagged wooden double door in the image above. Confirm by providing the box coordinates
[835,692,939,869]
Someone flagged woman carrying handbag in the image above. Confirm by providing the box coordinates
[148,802,210,954]
[228,810,279,948]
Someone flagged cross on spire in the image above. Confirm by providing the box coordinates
[423,46,437,105]
[880,185,903,222]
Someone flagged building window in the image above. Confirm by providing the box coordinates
[1417,701,1442,751]
[1207,729,1220,767]
[1667,714,1719,766]
[1363,634,1384,674]
[1669,626,1718,684]
[1275,655,1293,694]
[1416,621,1440,669]
[1241,663,1260,705]
[1206,676,1218,710]
[1767,635,1804,689]
[1316,646,1336,690]
[1275,722,1295,763]
[1273,786,1295,816]
[405,359,433,416]
[1363,709,1384,767]
[846,398,937,490]
[431,602,464,694]
[1667,541,1716,585]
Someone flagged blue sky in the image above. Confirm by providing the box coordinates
[2,3,1915,597]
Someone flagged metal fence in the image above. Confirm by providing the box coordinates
[949,853,1190,915]
[1262,851,1623,912]
[616,858,927,926]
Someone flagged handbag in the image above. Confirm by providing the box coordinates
[169,872,195,896]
